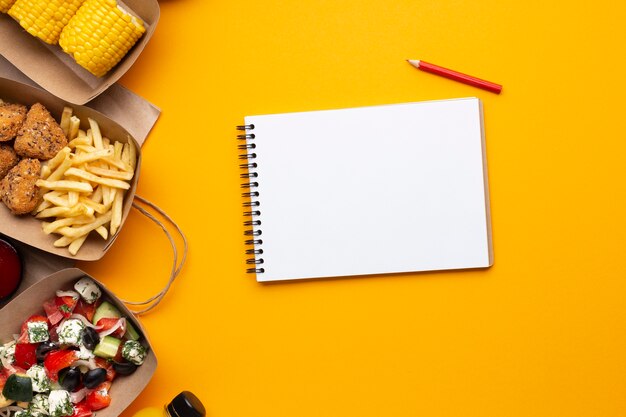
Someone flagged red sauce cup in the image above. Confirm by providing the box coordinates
[0,238,23,302]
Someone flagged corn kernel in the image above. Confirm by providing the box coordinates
[59,0,145,77]
[0,0,16,14]
[8,0,86,44]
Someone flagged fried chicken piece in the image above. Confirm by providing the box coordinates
[0,102,28,142]
[14,103,67,160]
[0,143,19,180]
[0,158,41,215]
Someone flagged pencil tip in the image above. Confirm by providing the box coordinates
[407,59,420,68]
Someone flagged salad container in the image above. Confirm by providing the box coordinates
[0,268,157,416]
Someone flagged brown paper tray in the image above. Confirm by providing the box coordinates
[0,76,141,261]
[0,268,157,416]
[0,0,160,105]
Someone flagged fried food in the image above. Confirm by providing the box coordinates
[1,101,137,255]
[34,113,136,255]
[14,103,68,160]
[0,143,19,180]
[0,158,41,215]
[0,102,27,142]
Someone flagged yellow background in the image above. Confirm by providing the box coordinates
[78,1,626,416]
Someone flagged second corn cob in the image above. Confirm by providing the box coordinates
[59,0,146,77]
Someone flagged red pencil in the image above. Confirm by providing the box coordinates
[407,59,502,94]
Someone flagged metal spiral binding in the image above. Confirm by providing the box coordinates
[238,123,264,274]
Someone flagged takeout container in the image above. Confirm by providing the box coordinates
[0,268,157,416]
[0,0,159,105]
[0,76,141,261]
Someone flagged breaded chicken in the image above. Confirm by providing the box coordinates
[0,102,28,142]
[14,103,67,160]
[0,143,19,180]
[0,158,41,215]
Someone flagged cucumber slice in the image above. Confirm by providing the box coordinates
[93,336,122,359]
[92,301,121,325]
[124,322,141,341]
[2,374,33,402]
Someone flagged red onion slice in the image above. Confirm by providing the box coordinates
[56,290,80,299]
[70,387,90,404]
[72,358,97,370]
[0,405,27,416]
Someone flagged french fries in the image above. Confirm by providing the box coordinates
[34,107,136,255]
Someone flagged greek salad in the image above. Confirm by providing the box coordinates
[0,277,148,417]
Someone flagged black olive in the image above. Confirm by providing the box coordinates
[35,341,59,362]
[58,367,81,392]
[112,361,137,376]
[83,368,107,389]
[81,327,100,351]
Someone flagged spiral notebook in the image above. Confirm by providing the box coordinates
[239,97,493,282]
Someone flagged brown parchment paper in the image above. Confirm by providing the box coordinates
[0,268,157,416]
[0,77,141,262]
[0,56,160,295]
[0,55,160,148]
[0,0,160,105]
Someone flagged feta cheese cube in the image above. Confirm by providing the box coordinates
[27,321,50,343]
[121,340,147,365]
[48,390,74,417]
[74,277,101,304]
[30,393,50,416]
[76,344,95,360]
[27,365,52,392]
[57,319,85,346]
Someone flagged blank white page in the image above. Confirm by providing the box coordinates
[244,97,492,282]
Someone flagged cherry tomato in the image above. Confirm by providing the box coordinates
[94,357,116,381]
[0,368,8,390]
[73,299,97,322]
[85,381,111,411]
[14,343,38,368]
[56,296,79,318]
[43,298,65,326]
[44,349,78,381]
[72,401,93,417]
[95,318,126,338]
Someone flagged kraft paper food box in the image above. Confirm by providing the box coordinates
[0,77,141,261]
[0,268,157,417]
[0,0,160,105]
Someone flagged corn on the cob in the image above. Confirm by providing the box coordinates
[59,0,145,78]
[0,0,16,14]
[7,0,85,44]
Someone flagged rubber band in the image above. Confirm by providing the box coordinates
[120,195,188,316]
